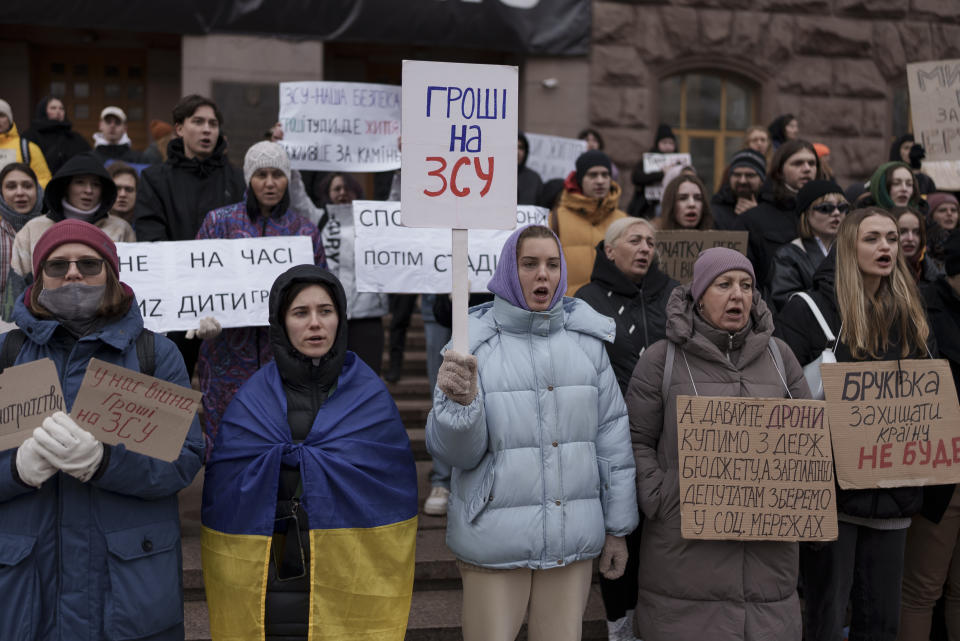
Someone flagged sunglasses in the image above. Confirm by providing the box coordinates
[811,202,850,215]
[42,258,105,278]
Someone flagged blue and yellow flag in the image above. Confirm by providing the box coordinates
[201,354,419,641]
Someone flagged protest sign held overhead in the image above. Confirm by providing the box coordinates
[523,133,587,182]
[70,358,202,463]
[353,201,548,293]
[401,60,518,230]
[676,395,837,542]
[655,230,749,283]
[821,359,960,489]
[907,59,960,189]
[0,359,65,452]
[643,153,693,200]
[278,81,401,172]
[117,237,314,333]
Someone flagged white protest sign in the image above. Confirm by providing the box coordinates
[278,81,401,172]
[0,149,17,171]
[643,152,693,200]
[907,59,960,189]
[524,133,587,181]
[117,237,314,332]
[353,201,547,293]
[401,60,518,230]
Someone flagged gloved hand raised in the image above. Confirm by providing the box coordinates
[186,316,222,340]
[33,412,104,483]
[598,534,628,580]
[15,437,57,488]
[436,350,478,406]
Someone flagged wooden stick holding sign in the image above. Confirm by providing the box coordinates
[401,60,519,352]
[70,358,202,462]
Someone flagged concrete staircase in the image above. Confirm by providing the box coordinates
[181,309,609,640]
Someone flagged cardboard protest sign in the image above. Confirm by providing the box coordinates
[70,358,202,462]
[401,60,518,230]
[278,81,401,172]
[655,230,749,283]
[676,395,837,542]
[117,236,314,333]
[523,133,587,182]
[0,359,65,452]
[821,359,960,489]
[642,153,693,200]
[907,59,960,189]
[353,201,548,293]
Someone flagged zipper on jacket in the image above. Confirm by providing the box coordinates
[726,333,734,363]
[639,289,650,348]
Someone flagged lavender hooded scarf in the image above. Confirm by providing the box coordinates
[486,225,568,311]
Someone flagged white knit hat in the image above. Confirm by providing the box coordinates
[0,99,12,123]
[243,141,291,185]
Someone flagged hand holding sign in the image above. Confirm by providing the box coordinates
[70,358,202,462]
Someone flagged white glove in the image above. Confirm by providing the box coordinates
[598,534,628,580]
[186,316,222,340]
[33,412,104,482]
[436,350,478,406]
[15,437,57,488]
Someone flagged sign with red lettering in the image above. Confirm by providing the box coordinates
[676,395,837,541]
[70,358,202,462]
[0,359,65,452]
[400,60,518,230]
[822,359,960,489]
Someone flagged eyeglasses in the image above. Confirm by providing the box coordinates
[811,202,850,215]
[42,258,105,278]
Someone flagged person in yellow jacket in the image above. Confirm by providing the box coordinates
[552,149,627,295]
[0,99,51,188]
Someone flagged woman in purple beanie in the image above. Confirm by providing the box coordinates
[426,224,638,641]
[627,246,809,641]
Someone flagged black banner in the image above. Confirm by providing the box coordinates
[6,0,591,56]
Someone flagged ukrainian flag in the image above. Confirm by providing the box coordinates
[201,354,419,641]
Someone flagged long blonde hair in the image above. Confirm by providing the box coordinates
[834,207,929,359]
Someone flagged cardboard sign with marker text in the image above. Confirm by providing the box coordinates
[0,359,65,452]
[655,230,749,284]
[70,358,202,462]
[822,359,960,489]
[676,395,837,542]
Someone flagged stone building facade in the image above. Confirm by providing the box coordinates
[576,0,959,191]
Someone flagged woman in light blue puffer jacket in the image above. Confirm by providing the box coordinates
[427,224,638,641]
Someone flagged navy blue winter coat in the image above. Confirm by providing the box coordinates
[0,294,203,640]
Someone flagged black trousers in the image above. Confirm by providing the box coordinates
[388,294,417,362]
[347,317,385,375]
[801,521,908,641]
[599,525,642,621]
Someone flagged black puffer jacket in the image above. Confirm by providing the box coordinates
[768,237,827,312]
[91,143,143,165]
[775,252,925,519]
[735,179,800,294]
[710,184,740,231]
[263,265,349,641]
[134,136,245,241]
[574,241,678,392]
[22,97,92,175]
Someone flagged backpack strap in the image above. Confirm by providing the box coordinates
[789,292,835,342]
[20,138,30,165]
[135,329,156,377]
[661,340,675,404]
[767,336,792,398]
[0,329,26,374]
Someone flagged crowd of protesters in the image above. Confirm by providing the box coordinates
[0,90,958,641]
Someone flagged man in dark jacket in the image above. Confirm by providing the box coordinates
[90,106,143,165]
[517,132,542,206]
[134,95,245,242]
[23,96,91,175]
[736,139,821,293]
[575,217,678,391]
[711,148,766,231]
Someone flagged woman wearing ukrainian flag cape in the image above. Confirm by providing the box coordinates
[201,264,419,641]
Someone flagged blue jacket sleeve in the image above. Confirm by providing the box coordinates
[591,340,639,536]
[426,382,488,472]
[90,337,203,499]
